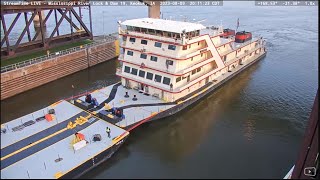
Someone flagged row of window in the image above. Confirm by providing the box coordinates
[126,26,182,39]
[129,37,176,50]
[175,67,202,83]
[124,66,171,85]
[126,50,174,66]
[192,67,202,75]
[127,51,158,62]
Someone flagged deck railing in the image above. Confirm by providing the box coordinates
[1,34,118,73]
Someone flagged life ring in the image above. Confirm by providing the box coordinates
[140,63,145,68]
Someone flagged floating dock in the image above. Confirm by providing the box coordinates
[1,100,129,179]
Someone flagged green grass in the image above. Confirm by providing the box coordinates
[1,39,93,67]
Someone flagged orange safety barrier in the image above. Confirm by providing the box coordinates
[76,133,85,141]
[45,114,53,122]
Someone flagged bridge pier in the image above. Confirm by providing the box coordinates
[33,11,46,28]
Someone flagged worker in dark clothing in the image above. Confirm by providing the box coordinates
[106,127,111,138]
[170,83,173,91]
[85,94,92,104]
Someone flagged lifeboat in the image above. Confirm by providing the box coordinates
[235,31,252,43]
[220,28,235,38]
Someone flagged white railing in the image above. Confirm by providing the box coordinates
[177,57,213,75]
[1,35,117,73]
[184,46,207,59]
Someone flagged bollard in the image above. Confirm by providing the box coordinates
[132,95,137,101]
[124,91,129,98]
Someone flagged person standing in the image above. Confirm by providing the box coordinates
[106,127,111,138]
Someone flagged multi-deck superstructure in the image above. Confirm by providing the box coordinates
[116,18,266,102]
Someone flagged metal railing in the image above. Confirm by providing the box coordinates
[1,34,118,73]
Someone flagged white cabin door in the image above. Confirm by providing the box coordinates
[125,79,130,88]
[206,77,209,84]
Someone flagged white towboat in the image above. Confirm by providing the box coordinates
[72,17,267,130]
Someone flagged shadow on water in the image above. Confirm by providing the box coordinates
[130,60,263,160]
[1,58,120,123]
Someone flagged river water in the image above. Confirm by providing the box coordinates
[1,1,318,178]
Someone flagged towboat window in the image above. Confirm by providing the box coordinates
[156,30,162,36]
[196,30,200,36]
[133,27,140,32]
[155,75,162,83]
[127,26,133,31]
[141,39,148,45]
[140,54,147,59]
[155,42,162,48]
[127,51,133,56]
[129,38,136,43]
[124,66,130,73]
[131,68,138,75]
[176,77,181,83]
[187,32,191,39]
[164,31,170,38]
[168,45,176,50]
[163,77,171,85]
[197,67,201,72]
[139,70,146,78]
[146,72,153,80]
[150,56,158,62]
[148,29,156,35]
[166,60,174,66]
[191,31,195,37]
[141,28,147,33]
[173,33,179,39]
[192,69,197,75]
